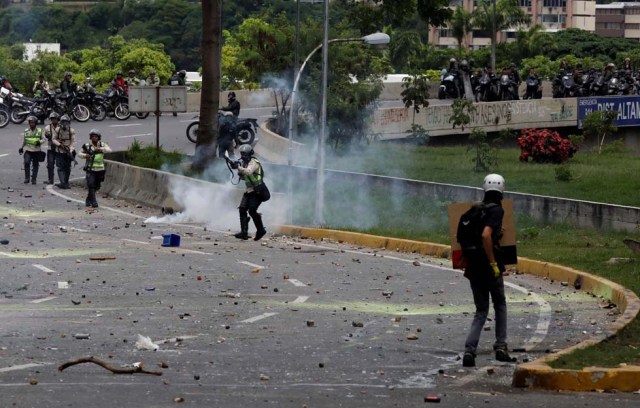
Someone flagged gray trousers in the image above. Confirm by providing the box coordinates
[464,276,508,354]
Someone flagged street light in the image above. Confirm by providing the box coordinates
[286,31,390,224]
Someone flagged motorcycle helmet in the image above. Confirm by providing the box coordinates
[149,70,156,75]
[117,70,123,76]
[179,70,186,77]
[129,69,136,76]
[239,144,254,159]
[49,112,60,120]
[460,60,469,72]
[65,72,72,79]
[27,115,37,124]
[89,129,101,140]
[483,173,505,194]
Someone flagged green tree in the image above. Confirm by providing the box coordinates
[581,110,619,155]
[388,29,425,73]
[472,0,530,70]
[450,6,473,57]
[513,24,554,62]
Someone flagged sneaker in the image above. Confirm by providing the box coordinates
[254,229,267,241]
[462,352,476,367]
[495,348,517,363]
[234,232,249,240]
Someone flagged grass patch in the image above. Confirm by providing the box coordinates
[314,142,640,368]
[125,139,184,171]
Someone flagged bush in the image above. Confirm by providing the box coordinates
[517,128,578,164]
[125,139,184,170]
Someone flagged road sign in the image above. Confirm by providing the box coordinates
[128,86,187,113]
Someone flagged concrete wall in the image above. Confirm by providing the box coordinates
[102,159,640,233]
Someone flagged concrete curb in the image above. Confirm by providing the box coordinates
[276,225,640,392]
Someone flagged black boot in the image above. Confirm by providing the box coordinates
[88,188,98,207]
[234,213,249,240]
[31,166,38,184]
[24,167,30,184]
[252,213,267,241]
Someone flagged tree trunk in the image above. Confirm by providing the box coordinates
[193,0,221,171]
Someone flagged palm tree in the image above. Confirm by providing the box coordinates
[472,0,531,70]
[389,30,424,73]
[450,6,473,57]
[514,24,554,60]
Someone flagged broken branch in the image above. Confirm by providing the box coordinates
[58,356,162,376]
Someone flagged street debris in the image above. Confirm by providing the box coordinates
[352,321,364,327]
[306,320,315,327]
[173,397,185,403]
[89,256,116,261]
[136,334,159,351]
[424,395,441,403]
[406,333,419,340]
[74,333,90,340]
[259,373,270,381]
[29,378,38,385]
[0,239,9,245]
[58,356,162,376]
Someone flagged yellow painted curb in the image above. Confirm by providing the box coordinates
[276,225,640,392]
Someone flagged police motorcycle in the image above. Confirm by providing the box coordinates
[186,111,259,146]
[438,68,461,100]
[0,87,11,128]
[7,90,35,124]
[522,75,542,99]
[498,74,516,101]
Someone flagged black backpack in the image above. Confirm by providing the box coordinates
[456,202,497,259]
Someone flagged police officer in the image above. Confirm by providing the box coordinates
[231,144,267,241]
[146,70,160,86]
[43,112,61,185]
[18,116,46,184]
[52,114,76,189]
[79,129,112,208]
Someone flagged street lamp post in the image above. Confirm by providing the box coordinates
[286,32,390,224]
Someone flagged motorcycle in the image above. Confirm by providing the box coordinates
[498,74,516,101]
[438,70,461,100]
[0,88,11,128]
[474,72,499,102]
[57,84,91,122]
[7,91,35,124]
[102,86,131,120]
[523,76,542,100]
[186,111,259,146]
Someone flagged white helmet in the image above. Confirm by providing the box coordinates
[483,173,505,193]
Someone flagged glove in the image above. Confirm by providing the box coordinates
[18,147,23,155]
[490,262,501,279]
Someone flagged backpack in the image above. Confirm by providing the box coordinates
[456,202,497,260]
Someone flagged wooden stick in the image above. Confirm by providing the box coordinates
[58,356,162,376]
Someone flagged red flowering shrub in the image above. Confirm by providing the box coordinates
[517,128,578,163]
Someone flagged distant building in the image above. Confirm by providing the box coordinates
[595,2,640,40]
[430,0,596,49]
[23,42,60,61]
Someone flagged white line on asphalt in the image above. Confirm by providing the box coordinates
[292,296,309,303]
[116,133,152,139]
[238,261,264,269]
[0,363,51,373]
[30,296,57,304]
[122,239,149,244]
[239,312,278,323]
[179,249,211,255]
[0,153,8,157]
[505,281,552,351]
[287,279,306,287]
[109,124,141,127]
[33,264,55,273]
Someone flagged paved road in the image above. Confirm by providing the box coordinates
[1,144,639,406]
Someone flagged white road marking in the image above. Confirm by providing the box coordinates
[239,312,278,323]
[30,296,57,304]
[0,363,50,373]
[33,264,55,273]
[116,133,152,139]
[179,248,211,255]
[0,153,9,157]
[122,239,149,245]
[109,124,141,127]
[292,296,309,303]
[287,279,307,287]
[238,261,264,269]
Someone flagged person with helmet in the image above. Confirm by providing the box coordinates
[145,70,160,86]
[52,114,76,189]
[127,69,140,87]
[230,144,268,241]
[220,91,240,118]
[462,174,515,368]
[60,72,73,94]
[43,112,61,185]
[79,129,112,208]
[33,74,49,97]
[508,63,521,100]
[168,70,186,115]
[18,115,46,185]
